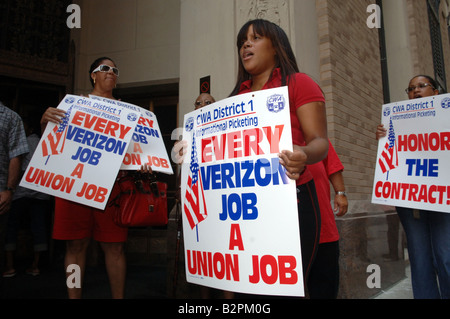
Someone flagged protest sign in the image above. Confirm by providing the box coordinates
[372,93,450,213]
[90,95,173,174]
[19,94,139,210]
[180,87,304,297]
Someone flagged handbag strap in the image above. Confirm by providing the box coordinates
[107,171,161,208]
[122,171,160,196]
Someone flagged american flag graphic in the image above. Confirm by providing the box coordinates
[378,118,398,176]
[183,134,208,229]
[41,106,72,158]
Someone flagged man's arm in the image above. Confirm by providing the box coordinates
[0,156,23,215]
[329,170,348,217]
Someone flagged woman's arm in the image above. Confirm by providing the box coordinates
[278,101,328,180]
[297,101,329,164]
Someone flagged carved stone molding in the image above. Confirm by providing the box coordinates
[236,0,290,33]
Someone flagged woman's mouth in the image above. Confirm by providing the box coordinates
[242,50,254,61]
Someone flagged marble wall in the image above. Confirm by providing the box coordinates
[336,209,407,299]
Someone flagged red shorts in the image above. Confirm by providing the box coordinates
[52,197,128,242]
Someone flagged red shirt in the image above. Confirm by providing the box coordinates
[308,141,344,243]
[238,68,326,185]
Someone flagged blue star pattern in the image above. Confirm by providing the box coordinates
[190,133,199,186]
[57,106,72,133]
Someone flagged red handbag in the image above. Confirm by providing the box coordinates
[108,172,168,227]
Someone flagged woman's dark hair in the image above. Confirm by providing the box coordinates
[89,56,116,87]
[411,75,439,92]
[230,19,299,96]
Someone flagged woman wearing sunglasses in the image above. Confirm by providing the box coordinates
[40,57,150,299]
[40,57,120,127]
[376,75,450,299]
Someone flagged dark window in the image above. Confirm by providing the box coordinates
[427,0,447,92]
[377,0,390,103]
[0,0,71,62]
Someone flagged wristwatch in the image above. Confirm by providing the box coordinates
[6,187,15,193]
[336,191,346,196]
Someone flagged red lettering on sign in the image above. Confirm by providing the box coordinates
[249,255,298,285]
[138,117,154,128]
[229,224,244,251]
[71,111,131,139]
[375,181,450,205]
[201,125,284,163]
[397,132,450,152]
[186,250,240,282]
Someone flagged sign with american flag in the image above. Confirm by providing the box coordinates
[41,105,72,158]
[183,133,207,231]
[372,94,450,213]
[19,94,139,210]
[377,118,398,177]
[180,87,304,296]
